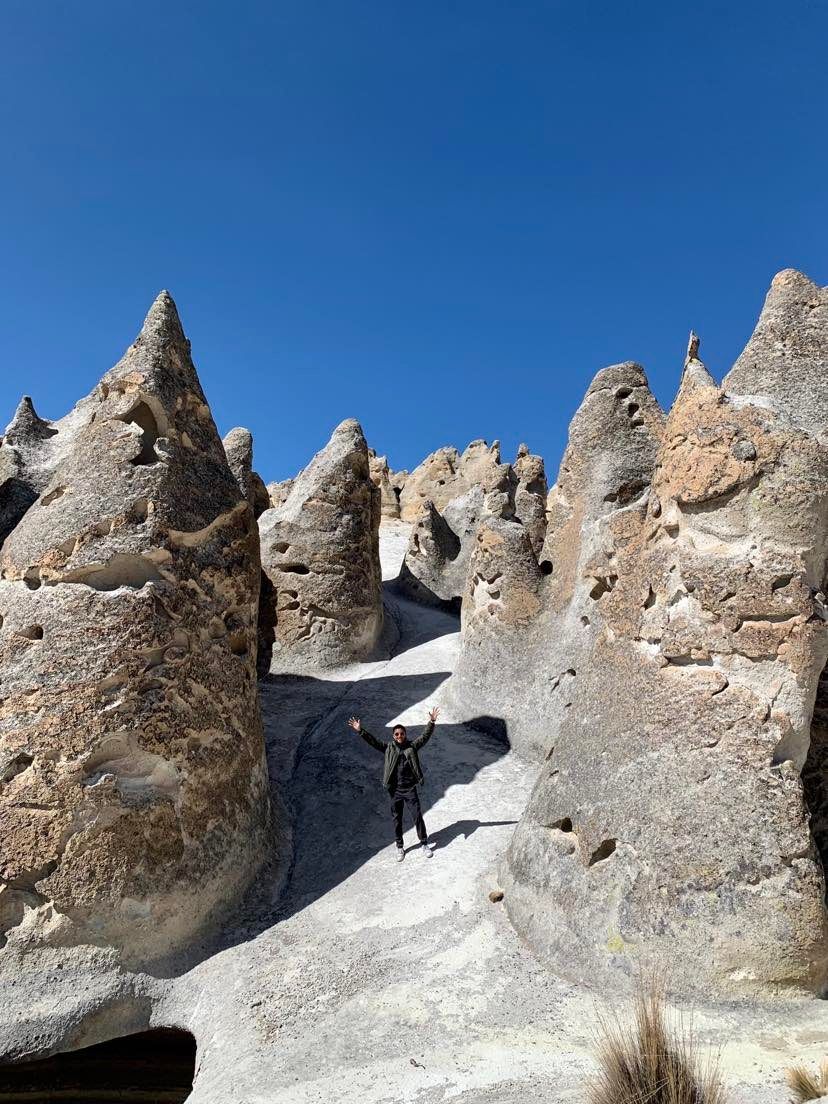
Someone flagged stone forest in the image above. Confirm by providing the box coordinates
[2,268,828,1102]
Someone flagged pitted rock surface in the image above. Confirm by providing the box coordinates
[0,292,272,968]
[258,418,383,670]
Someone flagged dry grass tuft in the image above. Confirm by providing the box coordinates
[786,1061,828,1103]
[588,977,727,1104]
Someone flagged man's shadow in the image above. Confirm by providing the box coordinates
[418,818,518,853]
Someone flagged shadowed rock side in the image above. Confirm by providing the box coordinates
[447,362,664,760]
[497,280,828,996]
[258,418,383,670]
[397,441,547,608]
[0,292,272,969]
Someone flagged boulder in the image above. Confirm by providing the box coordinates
[258,418,383,670]
[498,277,828,996]
[0,292,272,968]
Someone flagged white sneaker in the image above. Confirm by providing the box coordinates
[421,841,434,857]
[396,848,405,863]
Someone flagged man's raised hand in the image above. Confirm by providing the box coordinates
[428,707,440,724]
[347,716,361,732]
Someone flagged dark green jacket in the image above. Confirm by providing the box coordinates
[357,721,435,792]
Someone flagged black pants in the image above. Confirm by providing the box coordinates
[390,787,427,847]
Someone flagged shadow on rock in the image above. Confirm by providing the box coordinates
[426,818,519,853]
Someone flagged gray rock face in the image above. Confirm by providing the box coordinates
[0,292,272,969]
[452,273,828,997]
[258,419,383,670]
[448,364,664,760]
[222,427,270,519]
[724,268,828,436]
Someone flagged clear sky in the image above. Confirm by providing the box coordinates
[1,1,826,484]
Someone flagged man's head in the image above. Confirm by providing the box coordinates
[392,724,407,745]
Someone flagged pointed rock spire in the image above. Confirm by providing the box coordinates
[723,268,828,434]
[137,289,187,350]
[678,331,717,393]
[4,396,56,444]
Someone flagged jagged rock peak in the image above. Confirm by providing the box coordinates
[4,396,55,444]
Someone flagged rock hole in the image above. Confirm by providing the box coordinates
[57,555,162,591]
[23,569,41,590]
[551,817,573,833]
[772,574,794,592]
[40,486,67,507]
[539,559,553,576]
[588,838,617,865]
[228,630,248,656]
[279,563,310,575]
[0,1028,196,1103]
[627,402,640,417]
[615,387,632,399]
[589,575,617,600]
[130,499,149,523]
[17,624,43,640]
[580,615,590,626]
[119,402,160,465]
[643,586,656,609]
[2,752,33,783]
[273,541,290,554]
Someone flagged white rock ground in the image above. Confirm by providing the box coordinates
[6,522,828,1100]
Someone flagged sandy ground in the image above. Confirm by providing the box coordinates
[5,521,828,1101]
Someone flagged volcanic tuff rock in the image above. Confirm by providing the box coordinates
[448,365,663,759]
[222,427,270,519]
[0,292,272,968]
[452,270,828,996]
[396,442,529,607]
[266,477,294,510]
[258,418,383,669]
[398,439,506,522]
[368,450,401,519]
[513,443,548,556]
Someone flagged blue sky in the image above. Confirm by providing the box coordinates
[1,1,826,483]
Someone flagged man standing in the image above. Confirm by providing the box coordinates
[348,708,440,862]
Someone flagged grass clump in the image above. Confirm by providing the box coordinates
[589,978,727,1104]
[786,1061,828,1103]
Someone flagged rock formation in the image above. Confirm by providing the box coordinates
[368,450,401,519]
[397,439,552,609]
[451,270,828,996]
[513,443,548,556]
[222,427,270,518]
[0,292,272,968]
[258,418,383,670]
[399,439,505,522]
[266,477,294,510]
[448,364,663,758]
